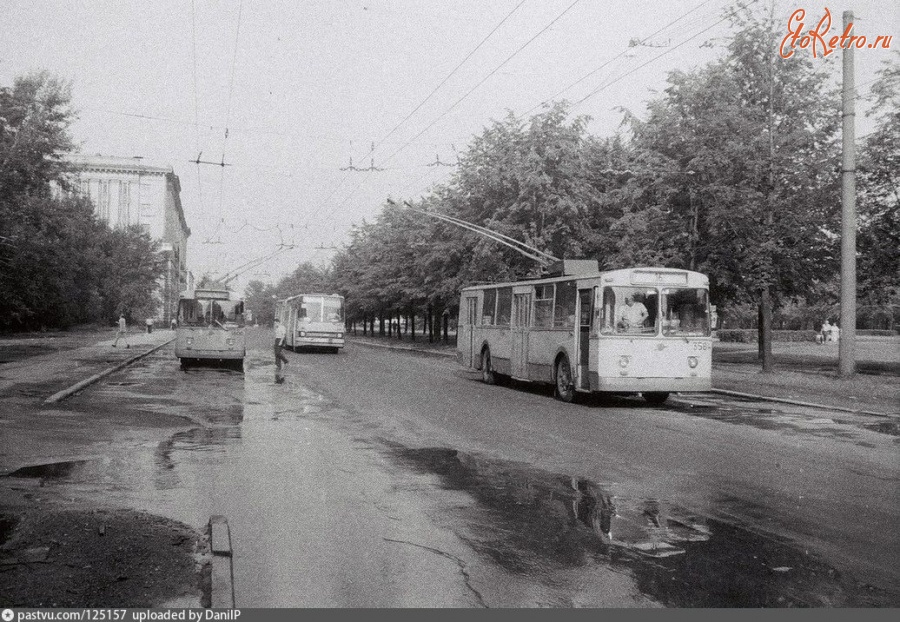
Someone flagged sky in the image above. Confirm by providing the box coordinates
[2,0,897,294]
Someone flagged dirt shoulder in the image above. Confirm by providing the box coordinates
[0,329,208,608]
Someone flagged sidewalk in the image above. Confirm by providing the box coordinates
[347,334,899,417]
[0,328,176,397]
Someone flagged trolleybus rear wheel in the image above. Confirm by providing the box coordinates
[481,349,497,385]
[554,356,576,403]
[643,392,670,405]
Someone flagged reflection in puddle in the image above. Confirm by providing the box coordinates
[387,445,896,607]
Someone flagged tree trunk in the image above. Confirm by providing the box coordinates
[410,307,416,341]
[379,312,385,337]
[442,313,448,343]
[759,288,774,372]
[426,304,433,343]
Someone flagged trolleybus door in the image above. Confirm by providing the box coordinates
[460,296,478,368]
[577,288,593,390]
[511,292,531,378]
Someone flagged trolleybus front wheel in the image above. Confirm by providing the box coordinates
[643,392,670,405]
[554,356,576,403]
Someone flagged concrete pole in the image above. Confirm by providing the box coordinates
[839,10,857,376]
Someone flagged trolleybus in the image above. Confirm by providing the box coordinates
[276,293,345,353]
[175,287,247,370]
[457,261,712,404]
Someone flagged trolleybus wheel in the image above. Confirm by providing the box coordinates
[643,392,670,405]
[554,356,576,403]
[180,358,190,371]
[481,349,497,385]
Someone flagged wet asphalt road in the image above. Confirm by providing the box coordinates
[18,328,900,607]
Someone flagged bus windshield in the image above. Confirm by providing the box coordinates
[178,298,245,327]
[598,286,659,335]
[299,296,344,323]
[661,288,710,336]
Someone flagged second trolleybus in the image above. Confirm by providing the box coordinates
[457,261,712,404]
[174,286,247,370]
[276,293,345,353]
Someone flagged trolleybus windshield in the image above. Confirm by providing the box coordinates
[178,298,245,327]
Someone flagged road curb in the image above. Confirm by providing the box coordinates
[707,388,897,418]
[208,515,235,609]
[349,338,456,358]
[43,338,175,404]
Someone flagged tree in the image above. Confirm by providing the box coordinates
[627,3,842,369]
[96,225,165,323]
[857,51,900,326]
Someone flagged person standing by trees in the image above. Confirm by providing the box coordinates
[113,314,129,348]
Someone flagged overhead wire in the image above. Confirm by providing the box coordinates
[319,0,585,243]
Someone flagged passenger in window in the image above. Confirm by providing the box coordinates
[617,296,648,330]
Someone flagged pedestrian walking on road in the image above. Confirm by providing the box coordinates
[274,318,289,383]
[145,317,153,334]
[113,314,130,348]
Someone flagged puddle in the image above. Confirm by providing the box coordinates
[0,514,18,545]
[862,421,900,437]
[5,459,93,479]
[385,445,896,607]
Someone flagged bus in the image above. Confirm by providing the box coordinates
[457,261,712,404]
[174,287,247,370]
[276,293,345,353]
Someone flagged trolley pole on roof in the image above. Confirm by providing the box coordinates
[839,9,856,377]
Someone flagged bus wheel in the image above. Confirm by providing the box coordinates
[481,349,497,385]
[554,356,576,403]
[180,358,190,370]
[643,392,670,405]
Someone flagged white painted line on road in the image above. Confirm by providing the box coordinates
[43,338,174,404]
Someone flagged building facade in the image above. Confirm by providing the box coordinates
[65,154,191,324]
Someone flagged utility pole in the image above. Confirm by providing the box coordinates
[839,10,857,376]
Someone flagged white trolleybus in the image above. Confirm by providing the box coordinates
[276,293,345,353]
[174,287,247,370]
[457,260,712,404]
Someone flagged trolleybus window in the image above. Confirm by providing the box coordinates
[496,287,512,326]
[177,299,244,327]
[599,286,658,335]
[482,288,497,325]
[553,280,577,328]
[533,284,555,328]
[661,288,710,336]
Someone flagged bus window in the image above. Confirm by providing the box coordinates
[496,287,512,326]
[323,297,344,322]
[533,284,554,328]
[662,288,710,336]
[482,288,497,325]
[600,287,658,335]
[554,281,577,328]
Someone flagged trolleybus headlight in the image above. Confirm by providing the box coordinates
[619,356,630,368]
[186,338,193,345]
[300,331,306,337]
[338,333,343,339]
[227,338,235,346]
[688,356,698,368]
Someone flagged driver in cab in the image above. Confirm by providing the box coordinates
[617,295,648,330]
